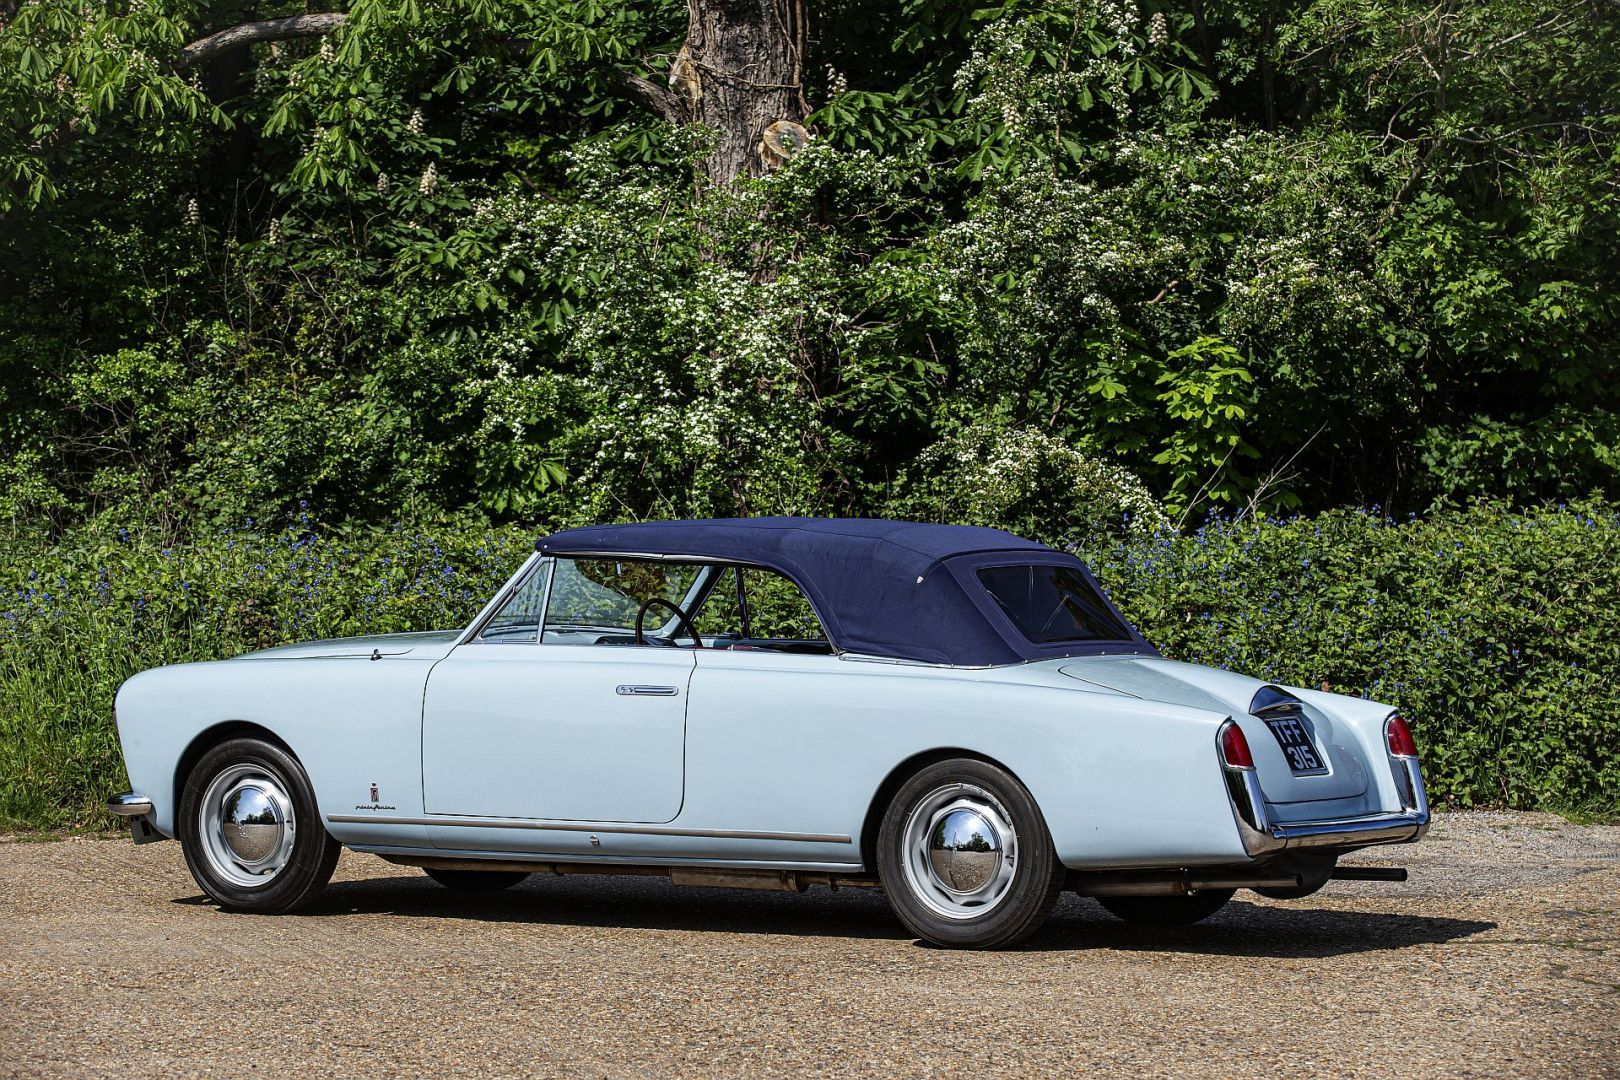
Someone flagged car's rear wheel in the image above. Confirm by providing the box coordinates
[178,736,340,914]
[876,758,1065,949]
[1096,889,1234,926]
[1253,856,1336,900]
[422,866,531,891]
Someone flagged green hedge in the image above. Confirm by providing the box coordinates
[2,502,1615,827]
[1081,501,1619,814]
[0,517,533,828]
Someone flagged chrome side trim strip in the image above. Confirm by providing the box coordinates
[328,814,851,844]
[350,843,865,873]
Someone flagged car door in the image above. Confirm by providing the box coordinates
[674,565,874,850]
[421,644,693,823]
[419,557,697,824]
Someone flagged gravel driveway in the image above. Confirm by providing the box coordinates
[2,811,1616,1078]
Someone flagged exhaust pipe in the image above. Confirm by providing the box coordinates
[1331,865,1408,882]
[669,869,879,891]
[1071,871,1305,897]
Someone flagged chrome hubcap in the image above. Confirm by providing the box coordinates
[901,783,1018,920]
[198,765,296,888]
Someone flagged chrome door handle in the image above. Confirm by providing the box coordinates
[616,684,679,697]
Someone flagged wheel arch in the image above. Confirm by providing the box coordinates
[858,747,1034,872]
[173,720,298,816]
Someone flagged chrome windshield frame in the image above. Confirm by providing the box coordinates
[456,553,550,646]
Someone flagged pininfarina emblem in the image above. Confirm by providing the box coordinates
[354,782,395,811]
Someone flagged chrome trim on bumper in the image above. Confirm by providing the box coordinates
[107,793,154,817]
[1262,811,1429,852]
[1227,759,1431,858]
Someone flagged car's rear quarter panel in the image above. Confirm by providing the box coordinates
[681,655,1250,869]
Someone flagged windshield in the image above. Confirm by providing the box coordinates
[977,564,1133,644]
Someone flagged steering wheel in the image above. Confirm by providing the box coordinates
[634,597,703,648]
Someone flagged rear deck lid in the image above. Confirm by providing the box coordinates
[1058,656,1369,804]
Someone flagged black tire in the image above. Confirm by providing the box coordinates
[1096,889,1234,926]
[423,866,531,891]
[876,758,1065,949]
[178,736,341,914]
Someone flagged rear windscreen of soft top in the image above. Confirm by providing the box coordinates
[976,564,1133,644]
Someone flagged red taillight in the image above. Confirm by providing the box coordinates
[1386,715,1418,758]
[1219,722,1255,769]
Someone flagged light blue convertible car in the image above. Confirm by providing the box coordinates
[110,518,1429,948]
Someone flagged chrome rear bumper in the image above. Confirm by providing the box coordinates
[1228,756,1431,858]
[1263,811,1428,851]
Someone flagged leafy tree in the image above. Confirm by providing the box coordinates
[0,0,1615,538]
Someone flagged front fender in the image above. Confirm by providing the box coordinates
[113,656,434,846]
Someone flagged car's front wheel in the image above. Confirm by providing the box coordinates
[178,736,341,914]
[877,758,1065,949]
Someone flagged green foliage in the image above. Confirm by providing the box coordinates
[0,1,1616,822]
[3,0,1617,525]
[0,514,532,827]
[1082,500,1620,813]
[0,0,224,208]
[3,501,1615,826]
[1152,336,1259,516]
[905,425,1170,544]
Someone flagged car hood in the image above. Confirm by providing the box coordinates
[235,630,462,662]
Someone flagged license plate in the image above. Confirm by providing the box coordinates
[1264,715,1326,774]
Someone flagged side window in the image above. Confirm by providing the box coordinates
[478,560,550,642]
[742,568,826,643]
[542,557,705,645]
[691,565,831,652]
[691,566,744,640]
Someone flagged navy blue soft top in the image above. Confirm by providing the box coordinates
[536,517,1154,666]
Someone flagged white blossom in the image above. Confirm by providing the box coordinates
[1148,12,1169,47]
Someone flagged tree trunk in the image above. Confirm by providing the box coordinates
[674,0,809,185]
[166,1,808,186]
